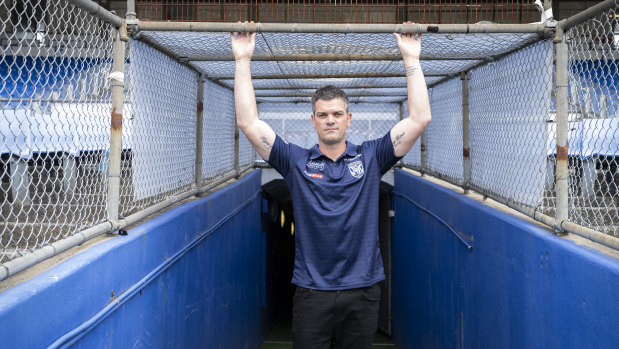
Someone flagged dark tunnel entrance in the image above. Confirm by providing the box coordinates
[260,178,396,345]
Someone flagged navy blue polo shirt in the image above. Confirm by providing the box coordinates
[267,131,402,290]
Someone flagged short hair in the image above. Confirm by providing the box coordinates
[311,85,349,114]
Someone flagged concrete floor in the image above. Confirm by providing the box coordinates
[259,316,397,348]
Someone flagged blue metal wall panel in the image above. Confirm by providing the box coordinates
[392,169,619,349]
[0,170,266,349]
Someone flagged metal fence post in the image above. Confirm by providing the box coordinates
[234,115,240,177]
[554,28,569,232]
[195,75,205,188]
[461,71,471,189]
[107,26,126,229]
[420,132,427,170]
[398,102,405,167]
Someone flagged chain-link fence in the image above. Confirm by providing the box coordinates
[564,1,619,236]
[1,0,114,263]
[2,0,619,277]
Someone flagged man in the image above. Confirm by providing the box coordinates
[231,23,431,349]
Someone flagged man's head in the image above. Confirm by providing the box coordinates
[311,85,349,114]
[311,85,352,146]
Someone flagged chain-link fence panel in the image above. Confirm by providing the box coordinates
[468,39,553,208]
[565,1,619,236]
[123,39,197,217]
[239,132,255,167]
[201,80,235,182]
[0,0,115,263]
[401,101,422,167]
[426,77,463,182]
[258,102,399,153]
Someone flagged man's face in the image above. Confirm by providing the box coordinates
[311,98,352,146]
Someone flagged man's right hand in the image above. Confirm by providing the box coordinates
[230,22,256,62]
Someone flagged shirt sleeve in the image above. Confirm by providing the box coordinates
[266,134,292,178]
[376,130,403,175]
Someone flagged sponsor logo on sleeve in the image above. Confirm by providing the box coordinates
[347,160,364,178]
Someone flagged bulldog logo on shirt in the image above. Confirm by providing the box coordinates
[347,160,364,178]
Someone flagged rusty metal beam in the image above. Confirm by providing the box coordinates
[138,21,550,35]
[107,27,125,230]
[554,32,569,232]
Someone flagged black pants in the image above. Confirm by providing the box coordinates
[292,283,381,349]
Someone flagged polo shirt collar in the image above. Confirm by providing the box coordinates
[309,141,358,160]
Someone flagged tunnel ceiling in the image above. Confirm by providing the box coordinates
[136,29,545,104]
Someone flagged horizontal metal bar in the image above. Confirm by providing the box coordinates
[252,85,408,90]
[0,167,255,281]
[67,0,123,28]
[255,92,408,97]
[217,73,448,80]
[186,54,479,62]
[138,21,550,34]
[559,0,617,31]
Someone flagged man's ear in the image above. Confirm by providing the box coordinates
[347,112,352,126]
[311,114,316,129]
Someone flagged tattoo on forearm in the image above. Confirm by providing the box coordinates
[406,66,418,77]
[392,132,405,148]
[260,136,272,150]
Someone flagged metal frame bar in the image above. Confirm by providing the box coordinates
[137,22,551,35]
[67,0,123,28]
[218,73,448,79]
[185,54,482,62]
[553,31,569,232]
[254,93,408,97]
[559,0,617,31]
[251,85,408,90]
[107,27,126,229]
[461,72,471,189]
[195,74,205,188]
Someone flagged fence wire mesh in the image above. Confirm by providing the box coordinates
[0,0,115,263]
[426,77,464,182]
[3,0,619,270]
[258,102,399,157]
[201,80,235,182]
[565,1,619,236]
[468,39,553,208]
[123,40,197,217]
[400,101,422,168]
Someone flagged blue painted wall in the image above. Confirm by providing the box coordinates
[0,170,268,348]
[392,169,619,349]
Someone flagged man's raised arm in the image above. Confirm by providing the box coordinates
[390,23,432,157]
[231,28,276,161]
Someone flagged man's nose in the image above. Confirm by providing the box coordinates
[326,115,335,124]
